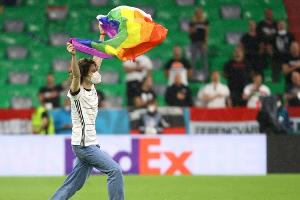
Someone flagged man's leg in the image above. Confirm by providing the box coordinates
[199,42,209,79]
[190,43,198,68]
[50,158,92,200]
[83,145,124,200]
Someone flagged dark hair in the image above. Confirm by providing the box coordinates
[252,71,264,82]
[78,58,96,83]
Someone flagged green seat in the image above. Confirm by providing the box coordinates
[0,12,4,32]
[266,82,285,95]
[0,33,30,46]
[3,84,40,107]
[153,70,167,84]
[97,83,127,106]
[168,31,190,46]
[5,84,38,96]
[209,31,225,46]
[22,0,47,6]
[217,45,235,57]
[189,82,205,97]
[0,67,8,84]
[47,0,69,6]
[0,90,11,108]
[54,71,69,84]
[210,55,229,71]
[157,95,166,106]
[2,59,50,75]
[243,5,264,20]
[47,46,69,61]
[98,84,125,96]
[206,8,221,21]
[4,6,44,25]
[197,0,220,9]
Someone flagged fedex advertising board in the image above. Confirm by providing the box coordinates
[0,135,266,176]
[66,135,267,175]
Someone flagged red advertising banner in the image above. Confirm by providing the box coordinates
[288,107,300,133]
[190,108,260,134]
[0,109,34,134]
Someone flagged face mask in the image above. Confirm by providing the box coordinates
[278,30,287,35]
[147,105,157,115]
[90,71,102,84]
[277,101,282,108]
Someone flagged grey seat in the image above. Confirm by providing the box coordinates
[221,5,242,19]
[151,58,162,70]
[49,33,69,46]
[101,71,119,84]
[138,6,155,16]
[53,59,69,72]
[6,46,28,59]
[180,19,190,32]
[90,19,100,33]
[176,0,194,6]
[105,96,123,108]
[9,72,30,84]
[4,20,25,33]
[89,0,108,6]
[226,32,243,45]
[11,96,32,109]
[154,84,167,96]
[47,6,68,20]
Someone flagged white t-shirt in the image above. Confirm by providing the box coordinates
[243,83,271,108]
[123,55,153,82]
[197,82,230,108]
[67,85,99,146]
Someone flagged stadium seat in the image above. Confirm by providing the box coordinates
[154,84,167,96]
[220,5,242,19]
[101,71,120,84]
[157,95,167,106]
[0,67,8,84]
[6,46,28,59]
[9,71,30,84]
[97,84,126,107]
[4,19,25,32]
[22,0,46,6]
[226,32,243,45]
[90,0,109,6]
[49,33,70,46]
[176,0,195,6]
[46,6,68,21]
[11,96,33,109]
[266,82,285,95]
[0,96,10,108]
[150,58,163,70]
[54,71,69,84]
[189,82,205,97]
[153,70,167,84]
[52,58,69,72]
[47,0,69,6]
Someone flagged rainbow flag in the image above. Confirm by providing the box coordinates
[70,6,168,61]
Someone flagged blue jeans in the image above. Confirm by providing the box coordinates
[51,145,124,200]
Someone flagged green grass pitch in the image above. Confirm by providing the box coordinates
[1,175,299,200]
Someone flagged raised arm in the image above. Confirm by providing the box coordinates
[67,42,81,93]
[93,24,106,70]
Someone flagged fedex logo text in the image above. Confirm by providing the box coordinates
[113,138,192,175]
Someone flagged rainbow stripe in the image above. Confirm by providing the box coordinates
[70,6,168,61]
